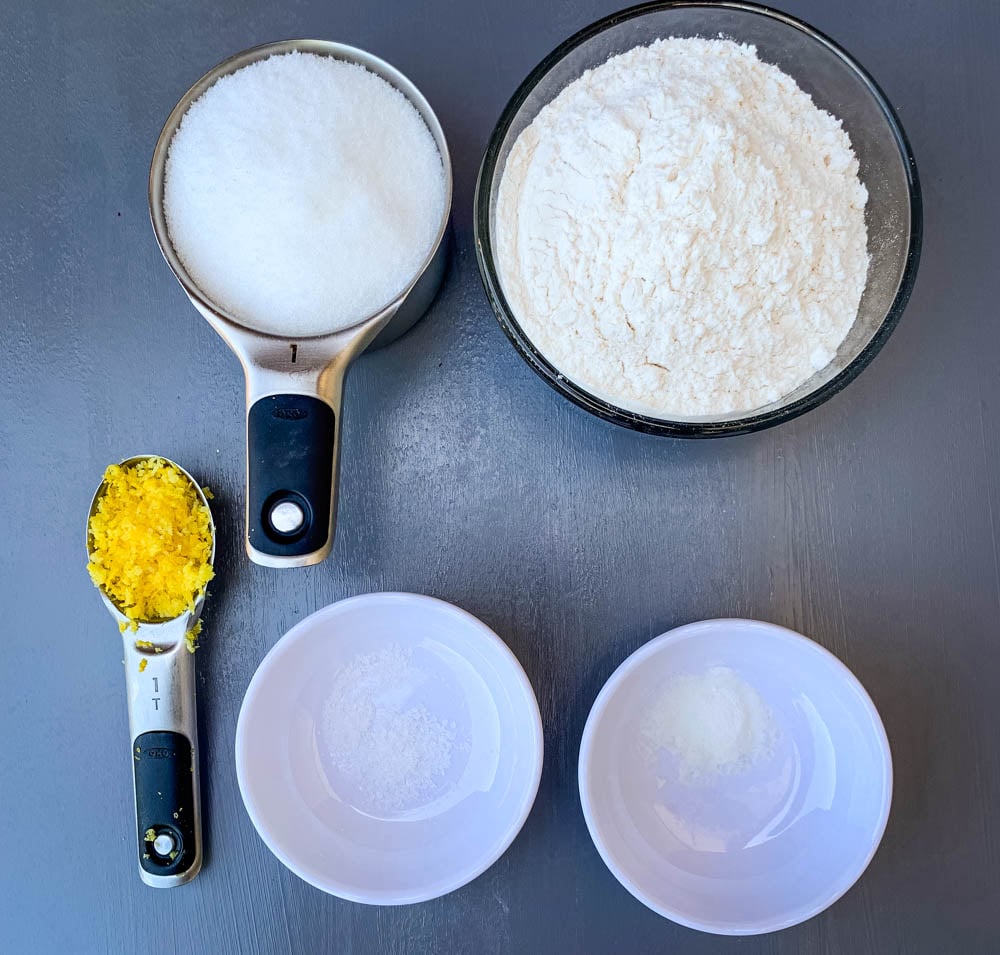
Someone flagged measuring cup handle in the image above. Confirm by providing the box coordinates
[246,393,338,565]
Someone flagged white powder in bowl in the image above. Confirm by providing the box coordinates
[641,666,779,783]
[164,52,446,337]
[495,38,870,417]
[320,644,456,810]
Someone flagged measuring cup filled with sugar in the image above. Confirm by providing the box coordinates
[86,456,215,887]
[149,41,452,567]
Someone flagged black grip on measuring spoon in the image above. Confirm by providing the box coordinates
[247,394,336,558]
[133,731,198,878]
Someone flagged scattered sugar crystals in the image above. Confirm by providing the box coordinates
[320,644,458,811]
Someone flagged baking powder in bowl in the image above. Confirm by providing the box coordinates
[640,666,779,783]
[164,52,446,337]
[495,38,870,417]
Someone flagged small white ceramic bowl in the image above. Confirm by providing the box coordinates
[579,619,892,935]
[236,593,543,904]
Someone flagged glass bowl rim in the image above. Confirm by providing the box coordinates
[473,0,923,438]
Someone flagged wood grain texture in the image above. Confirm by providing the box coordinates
[2,0,999,952]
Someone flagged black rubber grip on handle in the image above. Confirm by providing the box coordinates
[247,394,336,558]
[133,731,197,878]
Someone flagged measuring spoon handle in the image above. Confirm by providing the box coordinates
[123,636,203,887]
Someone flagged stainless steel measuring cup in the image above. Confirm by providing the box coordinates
[87,456,215,888]
[149,40,452,568]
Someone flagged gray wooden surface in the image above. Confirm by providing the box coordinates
[2,0,998,952]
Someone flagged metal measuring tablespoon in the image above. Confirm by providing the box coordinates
[86,455,215,888]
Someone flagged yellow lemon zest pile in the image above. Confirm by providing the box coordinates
[87,458,214,635]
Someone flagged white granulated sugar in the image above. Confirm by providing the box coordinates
[496,38,870,416]
[164,52,446,337]
[321,644,456,810]
[641,666,779,783]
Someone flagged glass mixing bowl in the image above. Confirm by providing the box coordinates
[474,1,922,437]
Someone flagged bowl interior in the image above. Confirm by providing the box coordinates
[579,620,891,934]
[236,593,543,904]
[477,3,919,433]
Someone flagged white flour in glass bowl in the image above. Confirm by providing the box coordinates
[495,38,870,418]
